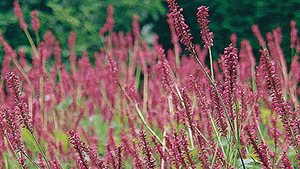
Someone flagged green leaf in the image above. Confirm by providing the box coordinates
[21,128,38,153]
[261,109,271,124]
[57,95,73,110]
[54,130,69,152]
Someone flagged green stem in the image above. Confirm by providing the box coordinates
[209,115,226,162]
[119,84,170,156]
[192,54,246,169]
[193,125,209,143]
[3,135,22,169]
[11,58,35,96]
[22,152,40,169]
[233,95,246,168]
[30,132,51,169]
[210,146,218,168]
[24,29,39,60]
[208,46,214,81]
[35,33,40,48]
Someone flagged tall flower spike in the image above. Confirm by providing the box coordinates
[115,144,124,169]
[290,20,298,49]
[139,130,156,169]
[106,54,119,85]
[99,5,115,37]
[245,125,272,169]
[259,49,297,146]
[132,14,140,41]
[251,25,266,48]
[68,130,91,169]
[197,6,214,48]
[281,151,293,168]
[13,1,27,30]
[1,108,29,169]
[5,70,32,131]
[31,10,40,34]
[223,44,238,122]
[157,46,175,91]
[181,87,195,133]
[167,0,196,56]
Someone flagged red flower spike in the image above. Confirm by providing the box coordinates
[251,25,266,48]
[167,0,196,56]
[13,1,28,30]
[197,6,214,48]
[99,5,115,37]
[139,130,156,169]
[31,10,40,34]
[5,70,33,132]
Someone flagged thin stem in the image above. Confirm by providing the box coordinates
[209,115,226,163]
[118,84,171,156]
[30,132,51,169]
[208,46,214,81]
[233,94,246,168]
[3,135,22,169]
[161,130,166,169]
[210,146,218,168]
[193,124,209,143]
[24,29,39,60]
[11,57,35,96]
[193,55,235,138]
[22,152,40,169]
[192,54,246,169]
[4,133,39,168]
[35,33,40,48]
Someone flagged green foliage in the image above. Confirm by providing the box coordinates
[0,0,165,63]
[54,130,69,152]
[57,95,73,110]
[21,128,39,152]
[152,0,300,63]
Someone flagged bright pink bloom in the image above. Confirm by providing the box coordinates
[139,130,156,168]
[13,1,27,30]
[290,20,298,49]
[167,0,196,56]
[132,14,140,41]
[31,10,40,34]
[5,70,33,131]
[197,6,214,48]
[251,25,266,48]
[68,130,91,169]
[99,5,115,37]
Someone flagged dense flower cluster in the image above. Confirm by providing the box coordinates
[13,1,27,30]
[31,10,40,34]
[5,70,33,131]
[99,5,115,37]
[196,6,214,48]
[167,0,196,56]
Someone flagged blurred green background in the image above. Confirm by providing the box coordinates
[0,0,300,66]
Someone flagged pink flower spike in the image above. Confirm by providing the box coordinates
[251,25,266,48]
[99,5,115,37]
[13,1,28,30]
[167,0,196,56]
[197,6,214,48]
[132,14,140,41]
[31,10,40,34]
[290,20,298,49]
[5,70,33,131]
[68,130,91,169]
